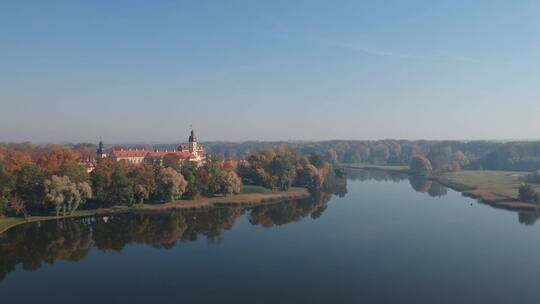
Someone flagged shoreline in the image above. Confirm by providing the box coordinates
[0,187,310,235]
[345,165,540,213]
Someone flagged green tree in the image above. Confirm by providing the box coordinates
[269,155,294,190]
[110,170,135,205]
[15,163,44,211]
[296,164,323,192]
[518,184,539,203]
[212,170,242,196]
[181,161,201,197]
[90,169,109,203]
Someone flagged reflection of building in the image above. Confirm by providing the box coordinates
[107,130,206,165]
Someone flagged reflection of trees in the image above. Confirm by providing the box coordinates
[426,182,447,197]
[0,208,244,281]
[409,176,447,197]
[249,192,332,228]
[346,169,447,198]
[0,220,93,281]
[518,212,540,226]
[346,168,408,183]
[409,176,433,192]
[323,175,347,198]
[0,180,347,281]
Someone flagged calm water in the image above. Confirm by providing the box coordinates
[2,169,540,303]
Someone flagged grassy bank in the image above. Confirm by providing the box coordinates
[438,170,540,211]
[0,187,310,235]
[342,164,540,211]
[438,170,535,200]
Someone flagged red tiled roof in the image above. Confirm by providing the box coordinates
[111,149,148,158]
[111,145,205,160]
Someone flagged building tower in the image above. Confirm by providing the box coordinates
[96,138,107,159]
[188,129,198,153]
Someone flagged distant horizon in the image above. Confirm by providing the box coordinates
[4,137,540,146]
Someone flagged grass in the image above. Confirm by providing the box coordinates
[341,163,410,173]
[439,170,540,201]
[0,187,310,235]
[242,185,273,194]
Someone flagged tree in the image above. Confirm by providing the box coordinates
[269,155,295,190]
[181,161,202,198]
[215,170,242,195]
[44,175,92,216]
[15,163,44,211]
[37,147,79,175]
[296,164,323,192]
[0,164,14,215]
[518,184,539,203]
[156,168,187,202]
[58,162,88,183]
[8,196,28,218]
[110,170,135,205]
[128,165,157,203]
[410,156,433,177]
[90,169,109,203]
[426,147,452,173]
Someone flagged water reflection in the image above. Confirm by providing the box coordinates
[347,168,540,227]
[518,212,540,226]
[347,168,448,198]
[0,192,334,281]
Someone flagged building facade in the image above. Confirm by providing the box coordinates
[105,130,206,165]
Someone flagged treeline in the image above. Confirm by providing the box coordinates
[0,143,242,218]
[208,140,540,173]
[236,147,345,193]
[0,143,339,218]
[206,140,500,166]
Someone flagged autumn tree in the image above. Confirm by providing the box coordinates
[0,163,14,215]
[44,175,92,216]
[127,165,157,203]
[155,167,187,202]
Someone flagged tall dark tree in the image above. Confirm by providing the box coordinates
[15,163,44,210]
[110,170,134,205]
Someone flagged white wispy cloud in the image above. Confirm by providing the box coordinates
[318,39,413,59]
[312,37,481,64]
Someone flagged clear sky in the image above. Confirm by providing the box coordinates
[1,0,540,143]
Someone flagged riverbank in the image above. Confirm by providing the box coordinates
[0,187,310,234]
[345,165,540,212]
[437,171,540,212]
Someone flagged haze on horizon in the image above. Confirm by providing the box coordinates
[1,1,540,143]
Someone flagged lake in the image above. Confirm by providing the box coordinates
[2,169,540,303]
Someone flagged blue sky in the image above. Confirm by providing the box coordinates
[1,0,540,143]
